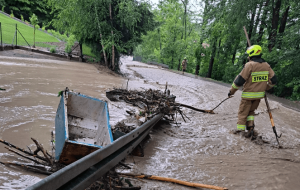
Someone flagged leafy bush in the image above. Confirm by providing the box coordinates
[50,47,56,53]
[25,20,29,25]
[42,24,46,31]
[21,15,24,22]
[87,57,94,62]
[47,29,68,42]
[35,24,40,29]
[65,34,76,53]
[30,14,38,27]
[1,6,4,12]
[10,10,14,18]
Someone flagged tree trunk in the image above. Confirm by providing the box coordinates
[184,3,187,41]
[33,27,35,48]
[207,38,217,78]
[257,0,270,43]
[248,8,256,41]
[253,2,263,38]
[109,2,115,70]
[279,6,290,34]
[100,34,108,65]
[277,6,290,48]
[268,0,282,52]
[94,4,108,66]
[178,59,181,71]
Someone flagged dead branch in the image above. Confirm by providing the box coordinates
[31,138,53,166]
[0,139,48,162]
[0,161,53,175]
[5,147,44,165]
[177,103,215,114]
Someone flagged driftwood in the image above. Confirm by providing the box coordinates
[0,139,48,162]
[0,138,64,175]
[31,138,53,166]
[177,103,215,114]
[0,161,53,175]
[118,173,228,190]
[107,88,189,125]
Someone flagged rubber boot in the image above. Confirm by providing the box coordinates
[245,126,257,140]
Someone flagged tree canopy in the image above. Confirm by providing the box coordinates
[1,0,54,28]
[48,0,156,70]
[134,0,300,100]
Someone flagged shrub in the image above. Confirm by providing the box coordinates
[87,57,94,62]
[25,20,29,25]
[35,24,40,29]
[50,47,56,53]
[65,34,76,53]
[2,6,5,12]
[10,10,14,18]
[21,15,24,22]
[42,24,46,31]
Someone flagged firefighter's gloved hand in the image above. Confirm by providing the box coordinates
[228,90,232,98]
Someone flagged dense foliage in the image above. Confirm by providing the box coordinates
[134,0,201,72]
[1,0,54,28]
[48,0,155,70]
[135,0,300,100]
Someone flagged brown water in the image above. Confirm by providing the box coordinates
[0,51,124,189]
[1,52,300,190]
[120,57,300,190]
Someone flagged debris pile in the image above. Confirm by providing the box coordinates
[87,167,142,190]
[106,88,191,129]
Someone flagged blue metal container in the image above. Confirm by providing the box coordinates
[55,91,113,165]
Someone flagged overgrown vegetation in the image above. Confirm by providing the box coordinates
[65,35,76,54]
[50,46,56,53]
[135,0,300,100]
[48,0,155,71]
[0,0,55,29]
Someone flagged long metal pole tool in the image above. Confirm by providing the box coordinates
[243,26,282,146]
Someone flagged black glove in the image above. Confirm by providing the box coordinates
[228,90,232,98]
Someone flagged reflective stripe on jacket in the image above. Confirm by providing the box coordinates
[230,59,276,100]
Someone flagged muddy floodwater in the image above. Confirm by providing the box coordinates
[0,51,124,189]
[120,57,300,190]
[1,52,300,190]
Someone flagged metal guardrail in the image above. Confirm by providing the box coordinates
[26,113,164,190]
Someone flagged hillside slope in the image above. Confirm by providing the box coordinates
[0,13,59,47]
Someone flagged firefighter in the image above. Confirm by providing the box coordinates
[182,57,187,74]
[228,45,277,138]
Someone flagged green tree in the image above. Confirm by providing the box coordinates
[29,13,38,48]
[48,0,155,71]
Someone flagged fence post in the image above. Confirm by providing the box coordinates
[16,24,17,47]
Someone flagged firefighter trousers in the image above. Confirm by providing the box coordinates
[237,99,261,131]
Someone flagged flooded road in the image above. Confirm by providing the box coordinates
[120,57,300,190]
[0,52,124,189]
[1,52,300,190]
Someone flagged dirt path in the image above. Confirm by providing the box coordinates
[120,57,300,190]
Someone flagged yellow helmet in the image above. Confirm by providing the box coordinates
[246,45,262,57]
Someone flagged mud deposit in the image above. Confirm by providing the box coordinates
[1,52,300,190]
[0,53,124,189]
[120,57,300,190]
